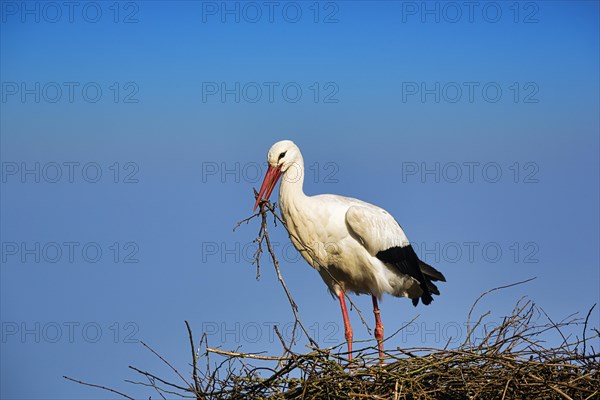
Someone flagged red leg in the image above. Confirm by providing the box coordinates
[338,291,353,360]
[372,295,385,360]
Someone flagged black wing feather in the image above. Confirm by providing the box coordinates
[376,244,446,306]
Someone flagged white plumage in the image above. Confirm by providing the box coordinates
[254,140,446,360]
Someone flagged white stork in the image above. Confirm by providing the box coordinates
[254,140,446,359]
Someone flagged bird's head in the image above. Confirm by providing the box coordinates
[266,140,301,171]
[254,140,301,211]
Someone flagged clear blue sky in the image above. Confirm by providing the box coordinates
[1,1,598,398]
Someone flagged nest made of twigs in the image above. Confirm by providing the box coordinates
[66,298,599,400]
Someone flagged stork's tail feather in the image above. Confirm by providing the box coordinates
[413,261,446,306]
[419,261,447,283]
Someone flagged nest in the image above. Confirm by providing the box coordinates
[65,297,599,400]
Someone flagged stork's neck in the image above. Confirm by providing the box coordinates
[279,156,307,208]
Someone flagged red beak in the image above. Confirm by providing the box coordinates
[254,165,283,211]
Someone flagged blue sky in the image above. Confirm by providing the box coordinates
[1,1,599,398]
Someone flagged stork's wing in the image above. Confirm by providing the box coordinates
[345,205,410,255]
[345,205,445,306]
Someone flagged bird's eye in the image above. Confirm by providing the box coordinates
[278,151,287,160]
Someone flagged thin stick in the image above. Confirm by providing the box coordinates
[185,320,202,398]
[582,304,597,358]
[128,366,192,393]
[63,376,135,400]
[466,278,537,343]
[207,347,293,361]
[141,341,194,390]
